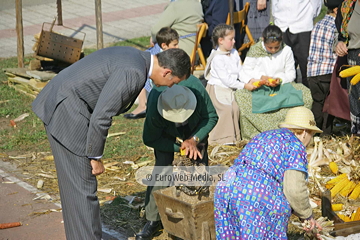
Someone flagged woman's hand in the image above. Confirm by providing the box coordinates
[302,217,323,240]
[335,41,348,57]
[257,0,267,11]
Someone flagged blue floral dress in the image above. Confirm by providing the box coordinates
[214,128,308,239]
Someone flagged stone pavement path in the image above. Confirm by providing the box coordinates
[0,0,168,58]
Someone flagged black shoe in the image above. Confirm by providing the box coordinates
[124,110,146,119]
[135,220,163,240]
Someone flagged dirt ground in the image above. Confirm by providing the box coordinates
[1,122,360,239]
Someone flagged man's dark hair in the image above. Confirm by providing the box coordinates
[157,48,190,79]
[156,27,179,47]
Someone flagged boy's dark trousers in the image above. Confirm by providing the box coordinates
[308,74,334,135]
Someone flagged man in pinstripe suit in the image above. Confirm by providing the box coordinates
[32,46,190,240]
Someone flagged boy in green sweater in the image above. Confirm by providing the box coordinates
[136,75,218,239]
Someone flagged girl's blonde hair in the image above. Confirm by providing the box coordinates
[211,24,235,48]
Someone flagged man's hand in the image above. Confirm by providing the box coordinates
[180,138,202,160]
[90,159,105,176]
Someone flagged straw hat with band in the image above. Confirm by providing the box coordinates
[157,85,197,123]
[278,106,323,133]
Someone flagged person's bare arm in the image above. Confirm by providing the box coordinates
[257,0,267,11]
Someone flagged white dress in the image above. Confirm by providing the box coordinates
[205,48,243,145]
[239,42,296,84]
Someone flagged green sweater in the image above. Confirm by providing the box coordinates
[143,75,218,152]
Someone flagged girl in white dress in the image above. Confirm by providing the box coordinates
[205,24,256,145]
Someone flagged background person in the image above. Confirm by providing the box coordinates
[240,0,271,41]
[335,0,360,135]
[136,77,218,240]
[201,0,240,59]
[272,0,323,87]
[214,106,323,239]
[307,0,343,135]
[31,47,190,240]
[150,0,203,57]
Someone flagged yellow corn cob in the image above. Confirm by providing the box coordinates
[340,181,356,197]
[351,211,356,221]
[352,207,360,221]
[253,81,262,87]
[180,148,186,156]
[332,204,343,211]
[337,214,352,222]
[325,173,348,189]
[337,214,347,221]
[350,73,360,85]
[349,183,360,200]
[339,65,360,78]
[331,178,350,197]
[329,162,338,174]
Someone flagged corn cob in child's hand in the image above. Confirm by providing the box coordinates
[268,78,277,84]
[253,80,266,88]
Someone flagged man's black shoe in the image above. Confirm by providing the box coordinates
[135,220,163,240]
[123,110,146,119]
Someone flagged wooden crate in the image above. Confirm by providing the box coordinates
[321,190,360,237]
[153,186,216,240]
[36,21,85,64]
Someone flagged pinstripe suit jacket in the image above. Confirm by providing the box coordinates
[32,46,151,157]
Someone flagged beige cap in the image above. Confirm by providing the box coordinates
[278,106,323,133]
[157,85,197,123]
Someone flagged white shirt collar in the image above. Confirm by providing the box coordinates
[149,55,154,79]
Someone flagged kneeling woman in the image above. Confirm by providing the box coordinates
[214,106,323,239]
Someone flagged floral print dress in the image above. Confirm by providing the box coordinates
[214,128,308,239]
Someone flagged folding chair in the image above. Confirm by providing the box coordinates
[190,22,208,74]
[226,2,255,55]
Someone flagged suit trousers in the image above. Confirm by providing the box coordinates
[46,128,102,240]
[283,29,311,87]
[144,143,209,221]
